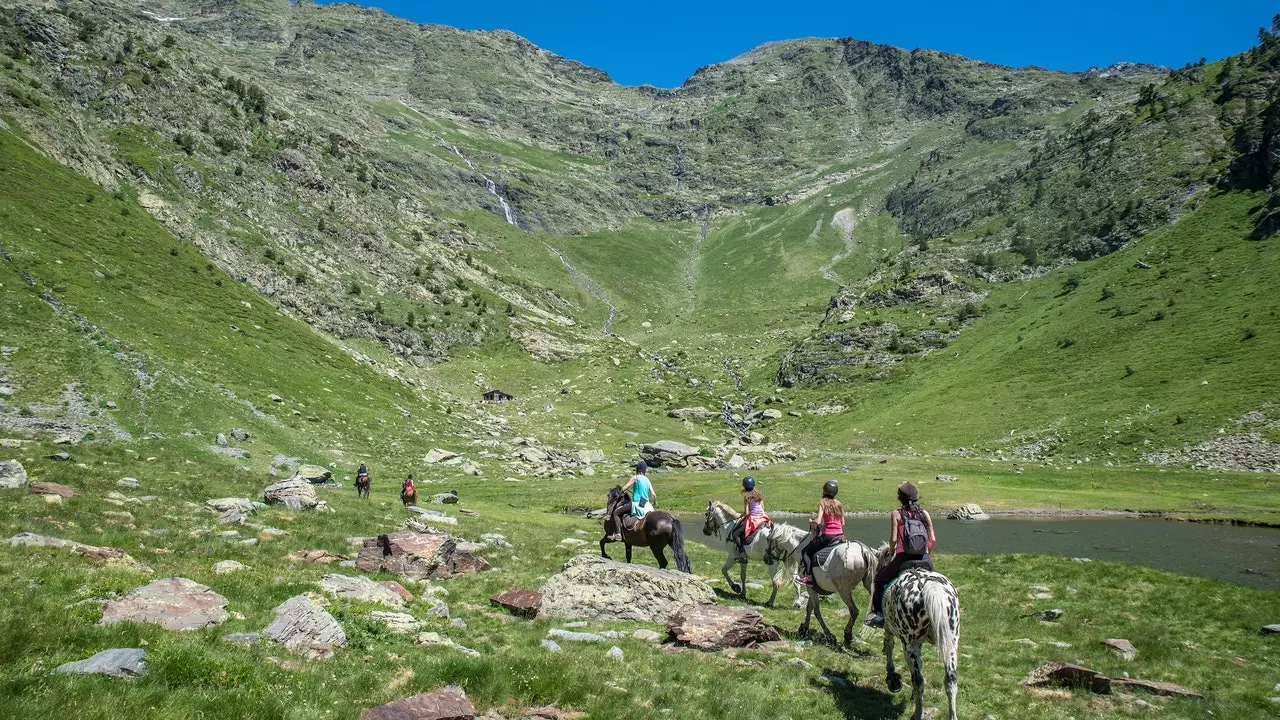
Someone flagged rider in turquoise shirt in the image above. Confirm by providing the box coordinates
[608,461,656,540]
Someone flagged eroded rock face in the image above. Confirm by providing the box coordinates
[263,594,347,660]
[537,555,714,624]
[0,459,27,489]
[362,685,475,720]
[100,578,229,631]
[262,476,318,509]
[667,605,781,650]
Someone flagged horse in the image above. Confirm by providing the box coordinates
[702,500,810,608]
[400,484,418,507]
[798,539,890,647]
[599,486,691,572]
[882,567,961,720]
[355,473,371,499]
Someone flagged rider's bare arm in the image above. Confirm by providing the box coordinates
[889,509,900,550]
[924,510,936,552]
[622,477,636,492]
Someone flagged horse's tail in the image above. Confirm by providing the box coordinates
[924,577,960,665]
[670,516,692,573]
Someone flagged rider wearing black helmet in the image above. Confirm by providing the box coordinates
[729,476,769,551]
[866,481,936,628]
[797,479,845,586]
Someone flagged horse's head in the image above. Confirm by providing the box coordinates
[871,541,893,574]
[703,500,737,536]
[607,485,624,506]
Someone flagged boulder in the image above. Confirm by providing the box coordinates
[263,476,318,509]
[0,459,27,489]
[948,503,989,521]
[28,481,79,498]
[1021,662,1111,693]
[6,532,151,573]
[218,508,247,525]
[761,408,783,420]
[213,560,246,575]
[576,449,606,465]
[54,648,147,677]
[263,594,347,660]
[459,460,482,476]
[667,605,781,650]
[356,531,490,580]
[362,686,475,720]
[117,477,139,488]
[215,433,228,446]
[1264,624,1280,634]
[935,474,959,483]
[424,449,458,464]
[45,452,71,461]
[206,497,263,513]
[640,440,701,468]
[229,428,250,441]
[1103,638,1138,661]
[297,464,332,483]
[432,492,459,504]
[319,574,406,607]
[369,611,422,634]
[491,588,542,618]
[537,555,714,624]
[100,578,229,631]
[667,407,714,420]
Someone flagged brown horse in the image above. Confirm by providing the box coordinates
[599,486,691,572]
[355,473,371,499]
[401,483,418,507]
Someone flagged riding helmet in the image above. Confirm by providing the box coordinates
[742,476,756,491]
[898,482,919,502]
[822,479,839,498]
[635,460,648,473]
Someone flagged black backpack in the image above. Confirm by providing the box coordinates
[901,506,930,555]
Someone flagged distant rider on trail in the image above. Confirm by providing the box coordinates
[400,473,418,506]
[607,461,655,541]
[729,476,770,551]
[866,481,936,628]
[797,479,844,586]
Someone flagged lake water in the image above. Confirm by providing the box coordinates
[681,514,1280,591]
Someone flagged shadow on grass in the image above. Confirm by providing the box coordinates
[820,670,904,720]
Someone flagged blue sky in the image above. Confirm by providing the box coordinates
[320,1,1277,87]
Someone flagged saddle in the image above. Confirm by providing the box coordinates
[814,540,848,569]
[621,514,643,533]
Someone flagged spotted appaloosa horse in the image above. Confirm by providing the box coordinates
[882,567,960,720]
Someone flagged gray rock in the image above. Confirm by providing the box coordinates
[1262,624,1280,635]
[632,629,664,642]
[668,605,781,650]
[423,448,458,464]
[223,632,260,645]
[537,555,714,624]
[667,407,714,420]
[116,477,139,488]
[480,533,512,548]
[213,560,246,575]
[547,628,606,643]
[0,459,28,489]
[607,645,624,662]
[1103,638,1138,661]
[296,464,332,483]
[205,497,263,513]
[639,440,701,468]
[218,508,247,525]
[100,578,229,631]
[414,632,480,657]
[263,595,347,660]
[369,611,422,634]
[948,503,989,521]
[215,433,228,446]
[262,476,318,509]
[432,492,459,504]
[935,474,959,483]
[54,648,147,677]
[318,574,406,608]
[541,639,562,652]
[229,428,250,441]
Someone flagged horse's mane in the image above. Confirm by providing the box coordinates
[708,499,740,519]
[607,486,625,504]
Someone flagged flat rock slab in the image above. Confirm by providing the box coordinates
[547,628,605,643]
[1021,662,1111,694]
[537,555,714,624]
[101,578,229,631]
[423,449,459,464]
[263,476,318,509]
[362,685,474,720]
[1112,678,1203,698]
[0,459,27,489]
[1262,624,1280,634]
[491,588,542,618]
[668,605,781,650]
[1103,638,1138,660]
[5,532,151,573]
[319,574,406,607]
[263,595,347,660]
[357,531,489,580]
[213,560,247,575]
[54,648,147,677]
[297,464,333,483]
[29,481,80,498]
[288,549,346,564]
[370,611,422,634]
[206,498,263,513]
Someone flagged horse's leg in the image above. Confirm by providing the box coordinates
[738,559,748,600]
[763,560,780,608]
[907,642,925,720]
[884,628,902,692]
[599,538,611,560]
[811,590,836,644]
[945,643,959,720]
[799,589,815,637]
[790,558,807,609]
[720,554,741,595]
[625,543,632,564]
[652,544,668,569]
[838,587,859,647]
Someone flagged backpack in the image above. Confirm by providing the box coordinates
[900,506,930,555]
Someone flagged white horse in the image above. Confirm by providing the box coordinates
[798,539,892,647]
[702,500,811,608]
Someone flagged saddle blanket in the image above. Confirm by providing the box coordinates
[814,541,847,568]
[621,514,642,533]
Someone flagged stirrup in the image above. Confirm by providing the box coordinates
[865,615,884,628]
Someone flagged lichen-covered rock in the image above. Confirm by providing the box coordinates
[263,594,347,660]
[205,497,265,513]
[100,578,229,631]
[262,476,318,509]
[537,555,714,623]
[297,464,333,483]
[948,503,989,520]
[6,532,151,573]
[362,685,475,720]
[356,531,490,580]
[0,459,27,489]
[639,440,701,468]
[667,605,781,650]
[319,574,406,607]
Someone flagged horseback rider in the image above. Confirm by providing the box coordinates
[356,462,369,484]
[607,461,655,541]
[400,473,417,504]
[729,476,769,551]
[866,481,936,628]
[797,479,844,586]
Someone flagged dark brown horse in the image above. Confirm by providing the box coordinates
[599,486,691,572]
[355,473,371,499]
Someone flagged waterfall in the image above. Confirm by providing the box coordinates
[441,143,518,227]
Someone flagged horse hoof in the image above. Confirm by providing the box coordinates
[886,674,903,693]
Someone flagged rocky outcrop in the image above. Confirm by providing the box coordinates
[424,449,459,464]
[297,464,333,483]
[639,440,701,468]
[362,685,475,720]
[537,555,714,623]
[667,407,714,420]
[319,574,406,607]
[262,476,318,509]
[206,497,265,513]
[948,503,989,520]
[356,531,490,580]
[263,594,347,660]
[0,459,27,489]
[54,648,147,677]
[6,532,151,573]
[667,606,781,650]
[100,578,229,631]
